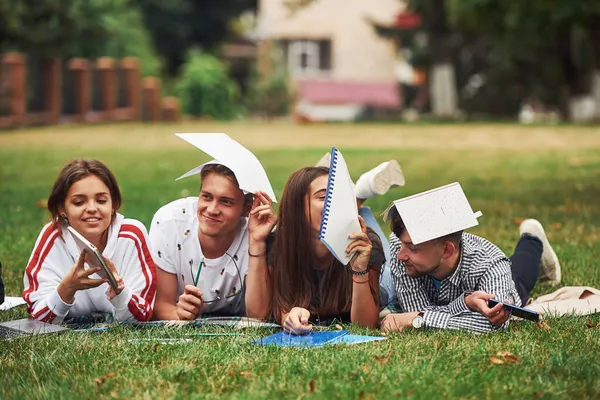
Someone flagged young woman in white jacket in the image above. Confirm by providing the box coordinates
[22,159,157,324]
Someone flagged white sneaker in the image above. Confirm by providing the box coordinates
[315,152,331,168]
[355,160,405,199]
[519,219,561,284]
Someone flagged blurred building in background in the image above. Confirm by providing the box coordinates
[255,0,406,121]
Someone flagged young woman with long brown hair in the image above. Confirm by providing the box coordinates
[269,166,386,334]
[23,159,157,324]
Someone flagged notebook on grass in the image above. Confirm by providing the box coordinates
[254,330,386,347]
[254,330,349,347]
[318,148,361,265]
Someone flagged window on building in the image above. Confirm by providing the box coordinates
[279,39,331,76]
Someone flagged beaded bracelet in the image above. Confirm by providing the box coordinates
[350,265,371,276]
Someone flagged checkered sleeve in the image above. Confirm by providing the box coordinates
[422,257,516,333]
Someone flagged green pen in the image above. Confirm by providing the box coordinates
[193,259,205,287]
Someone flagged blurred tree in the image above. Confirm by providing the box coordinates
[446,0,600,120]
[137,0,257,75]
[0,0,115,56]
[0,0,161,76]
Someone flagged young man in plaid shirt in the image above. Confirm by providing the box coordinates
[381,190,560,334]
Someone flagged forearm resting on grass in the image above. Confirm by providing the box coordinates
[244,240,272,320]
[350,268,380,329]
[153,269,181,320]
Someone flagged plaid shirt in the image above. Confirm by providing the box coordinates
[389,232,520,334]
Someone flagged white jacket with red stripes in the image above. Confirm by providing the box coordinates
[22,214,157,324]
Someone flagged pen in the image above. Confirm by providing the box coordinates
[193,259,205,286]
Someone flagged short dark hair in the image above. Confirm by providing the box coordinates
[389,206,463,247]
[48,159,122,225]
[200,164,254,210]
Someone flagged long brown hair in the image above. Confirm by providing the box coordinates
[47,159,122,227]
[271,167,353,321]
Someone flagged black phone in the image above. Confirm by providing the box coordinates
[487,298,540,322]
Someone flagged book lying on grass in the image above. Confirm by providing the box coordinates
[254,330,386,347]
[318,147,361,265]
[67,226,120,294]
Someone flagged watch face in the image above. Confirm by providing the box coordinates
[412,316,424,329]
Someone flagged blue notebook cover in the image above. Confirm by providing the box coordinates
[254,330,349,347]
[328,334,386,345]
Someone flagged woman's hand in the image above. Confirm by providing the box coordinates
[248,191,277,246]
[346,216,372,273]
[57,250,105,304]
[104,257,125,300]
[283,307,312,335]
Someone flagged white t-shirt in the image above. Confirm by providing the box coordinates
[149,197,249,315]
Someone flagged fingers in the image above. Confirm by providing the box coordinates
[176,308,197,321]
[283,308,312,335]
[488,309,510,326]
[79,277,105,289]
[76,250,86,269]
[255,191,273,205]
[79,266,102,278]
[357,215,367,232]
[104,257,118,275]
[178,295,204,320]
[250,204,273,217]
[381,314,402,333]
[481,301,509,326]
[116,276,125,293]
[184,285,203,298]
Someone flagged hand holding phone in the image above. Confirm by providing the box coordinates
[67,226,120,294]
[487,299,539,322]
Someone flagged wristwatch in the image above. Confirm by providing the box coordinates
[412,312,425,329]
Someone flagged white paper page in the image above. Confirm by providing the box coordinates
[0,296,27,311]
[393,182,481,244]
[318,148,361,265]
[175,133,277,202]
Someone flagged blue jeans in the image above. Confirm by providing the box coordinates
[359,207,396,307]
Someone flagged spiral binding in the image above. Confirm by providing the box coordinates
[318,147,338,240]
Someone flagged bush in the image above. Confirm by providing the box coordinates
[174,49,241,119]
[246,45,294,117]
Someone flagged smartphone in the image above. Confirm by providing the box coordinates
[67,226,120,294]
[487,298,539,322]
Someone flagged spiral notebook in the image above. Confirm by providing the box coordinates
[318,147,361,265]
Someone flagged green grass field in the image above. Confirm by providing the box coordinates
[1,122,600,399]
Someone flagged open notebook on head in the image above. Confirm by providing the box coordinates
[318,147,361,265]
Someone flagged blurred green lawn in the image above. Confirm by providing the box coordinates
[0,122,599,399]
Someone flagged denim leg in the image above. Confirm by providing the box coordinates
[510,233,543,306]
[359,207,396,306]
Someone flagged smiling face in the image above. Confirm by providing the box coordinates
[396,229,447,278]
[197,172,246,239]
[60,175,113,244]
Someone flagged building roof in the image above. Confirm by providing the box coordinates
[297,79,400,107]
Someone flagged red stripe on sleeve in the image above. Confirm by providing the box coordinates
[118,224,157,321]
[23,225,59,310]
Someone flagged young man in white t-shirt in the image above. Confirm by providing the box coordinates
[150,163,276,320]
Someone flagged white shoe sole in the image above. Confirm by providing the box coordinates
[371,160,405,195]
[519,219,561,284]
